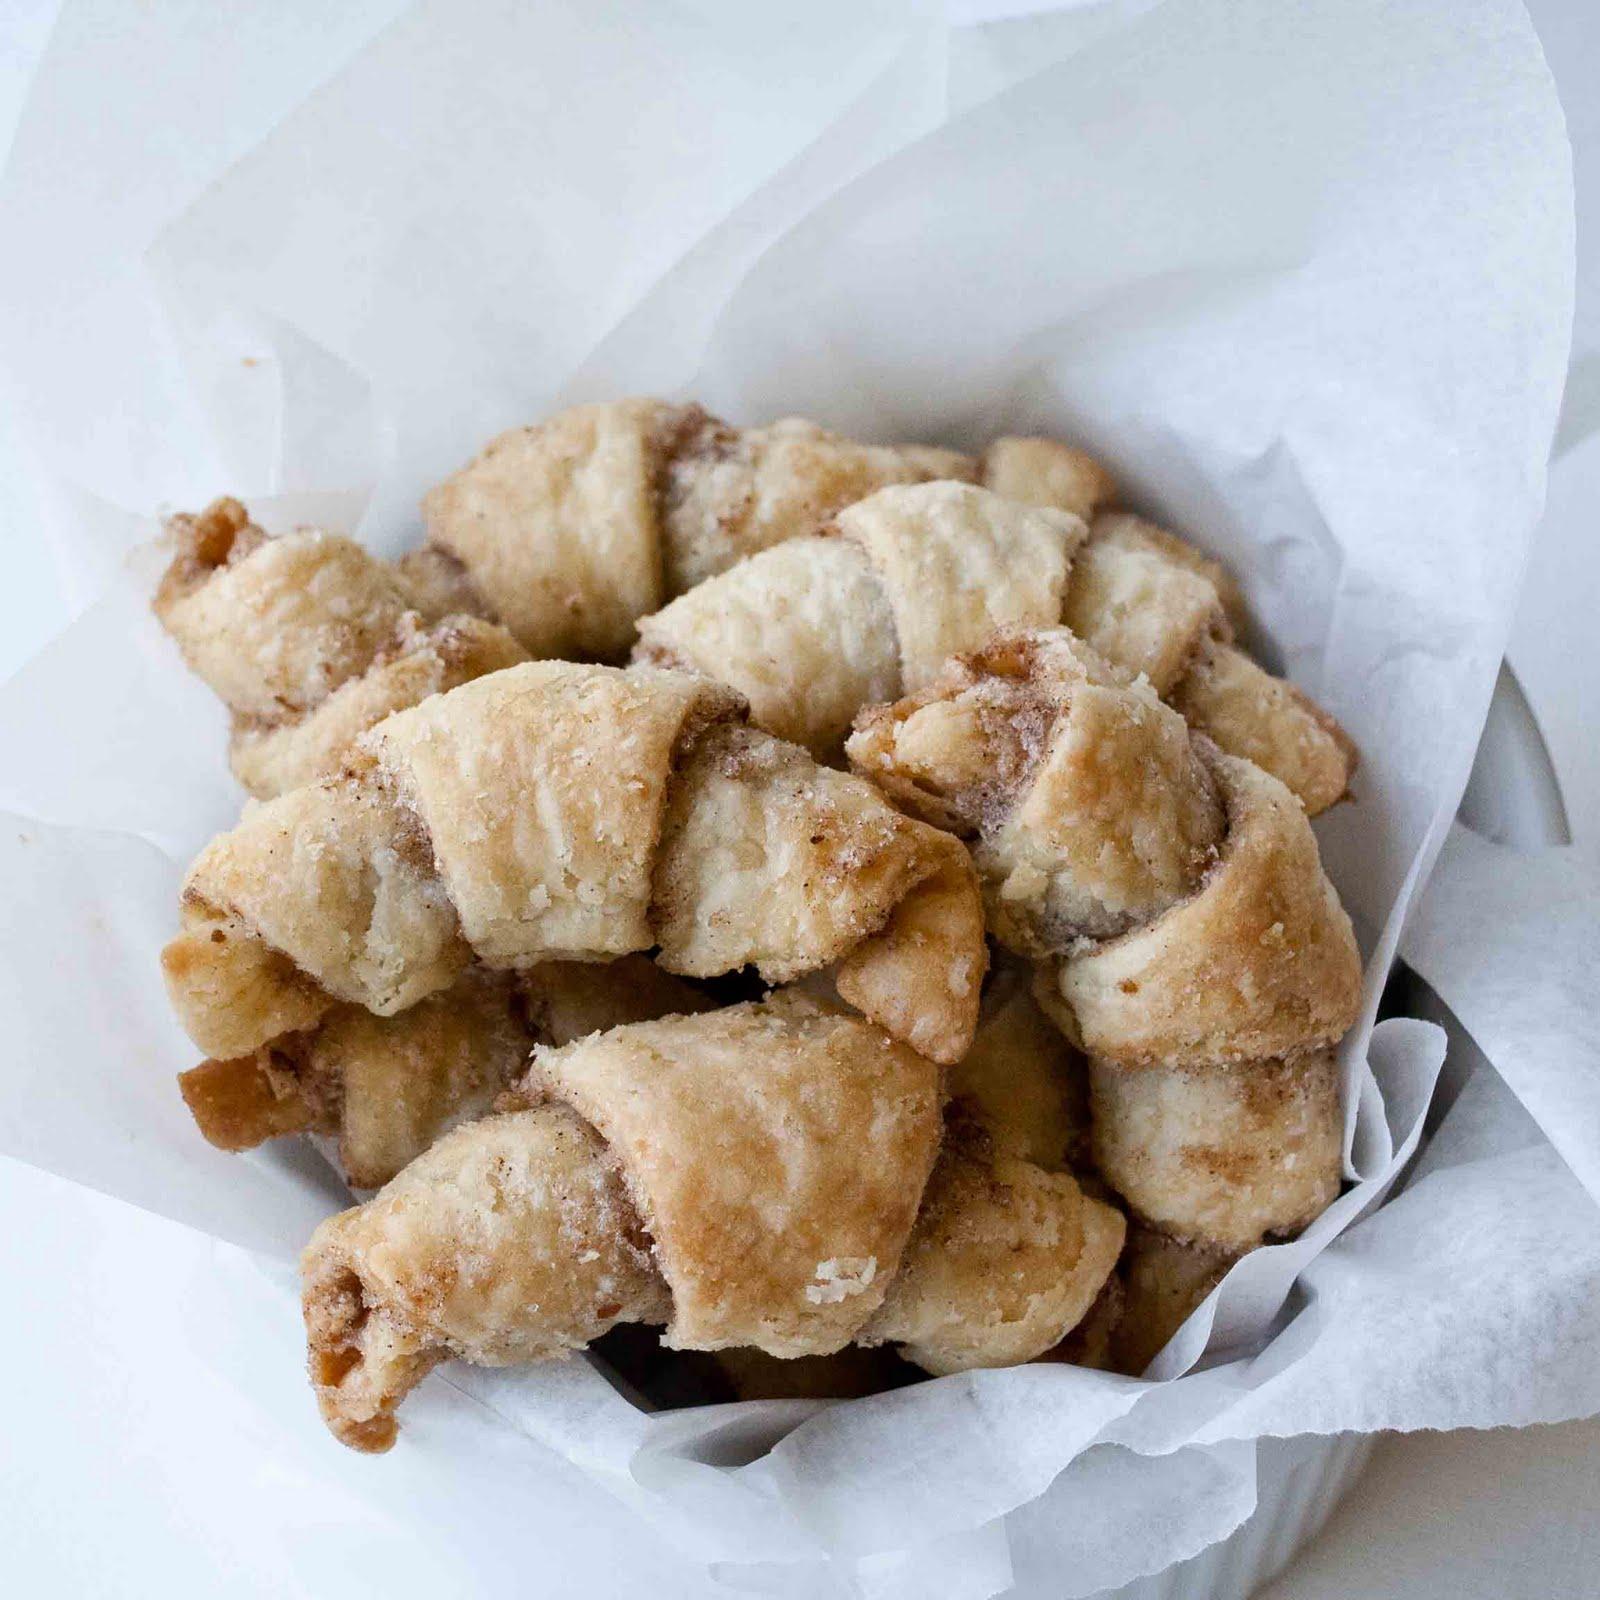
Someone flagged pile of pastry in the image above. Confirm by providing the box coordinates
[154,400,1362,1453]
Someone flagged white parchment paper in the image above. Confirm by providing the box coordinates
[0,1,1590,1595]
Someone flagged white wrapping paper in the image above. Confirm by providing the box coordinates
[0,1,1591,1595]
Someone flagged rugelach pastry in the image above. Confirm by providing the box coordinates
[848,628,1359,1247]
[163,661,986,1069]
[154,497,526,797]
[302,996,1123,1450]
[638,484,1355,809]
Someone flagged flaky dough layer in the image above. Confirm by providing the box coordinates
[302,998,1122,1450]
[165,661,985,1065]
[642,484,1353,809]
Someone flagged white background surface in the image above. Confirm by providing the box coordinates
[1,2,1596,1596]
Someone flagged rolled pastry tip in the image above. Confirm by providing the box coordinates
[860,1110,1126,1377]
[177,956,711,1188]
[1112,1224,1240,1375]
[950,960,1090,1173]
[1086,1049,1343,1252]
[638,484,1354,810]
[303,998,1126,1447]
[303,996,944,1449]
[163,661,985,1066]
[154,497,527,798]
[848,628,1363,1068]
[179,969,529,1189]
[422,400,979,661]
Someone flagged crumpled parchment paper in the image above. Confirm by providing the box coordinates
[0,1,1589,1595]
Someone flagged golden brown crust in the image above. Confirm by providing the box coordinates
[176,776,471,1020]
[1046,750,1362,1067]
[862,1113,1125,1375]
[420,402,974,663]
[303,1101,669,1451]
[535,996,943,1356]
[161,910,336,1062]
[155,509,415,724]
[167,663,986,1063]
[662,416,977,596]
[1171,636,1357,816]
[849,618,1358,1279]
[653,721,985,1063]
[179,1049,320,1152]
[635,482,1084,758]
[369,662,741,968]
[851,627,1359,1068]
[154,499,524,798]
[634,534,901,759]
[180,958,725,1188]
[179,971,529,1187]
[633,480,1350,811]
[300,997,944,1446]
[849,631,1226,951]
[839,482,1086,692]
[833,841,987,1068]
[1089,1051,1342,1250]
[1063,514,1228,697]
[423,400,698,661]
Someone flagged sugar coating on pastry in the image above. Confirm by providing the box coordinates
[321,977,529,1188]
[422,401,974,662]
[162,908,336,1061]
[168,660,986,1064]
[1113,1224,1237,1374]
[848,630,1226,950]
[1090,1050,1342,1250]
[863,1113,1125,1375]
[155,502,417,721]
[389,546,494,622]
[1047,750,1362,1067]
[636,534,901,758]
[423,399,699,661]
[979,436,1118,523]
[303,1102,669,1451]
[175,777,470,1019]
[838,481,1086,691]
[368,660,741,967]
[653,721,985,1063]
[1172,635,1356,815]
[950,965,1090,1172]
[1063,516,1227,697]
[663,414,977,596]
[230,616,529,798]
[533,996,943,1356]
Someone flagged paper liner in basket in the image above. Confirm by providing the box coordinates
[0,0,1589,1596]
